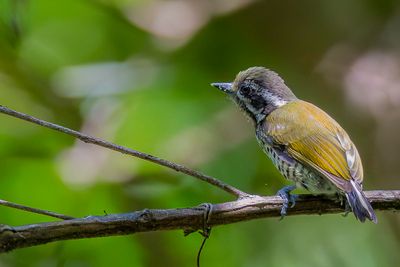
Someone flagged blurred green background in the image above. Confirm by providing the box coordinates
[1,0,400,266]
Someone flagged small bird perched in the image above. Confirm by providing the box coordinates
[212,67,377,223]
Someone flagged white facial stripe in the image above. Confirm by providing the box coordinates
[236,90,288,123]
[237,90,287,109]
[266,92,287,107]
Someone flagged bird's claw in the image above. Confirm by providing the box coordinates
[276,185,297,220]
[289,194,298,208]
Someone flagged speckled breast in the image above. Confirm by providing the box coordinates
[256,135,337,194]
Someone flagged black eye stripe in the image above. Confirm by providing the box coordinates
[251,97,266,110]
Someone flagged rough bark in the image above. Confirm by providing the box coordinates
[1,190,399,253]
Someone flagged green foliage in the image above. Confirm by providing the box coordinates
[0,0,399,266]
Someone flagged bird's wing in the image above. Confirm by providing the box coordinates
[264,100,363,191]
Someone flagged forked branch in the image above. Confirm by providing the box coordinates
[0,105,399,254]
[0,105,247,198]
[0,190,399,253]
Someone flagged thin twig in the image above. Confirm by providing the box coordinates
[197,234,209,267]
[197,203,212,267]
[0,105,248,198]
[0,190,399,253]
[0,199,75,220]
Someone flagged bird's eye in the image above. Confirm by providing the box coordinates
[240,85,251,95]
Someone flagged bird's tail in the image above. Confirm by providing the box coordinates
[345,180,377,223]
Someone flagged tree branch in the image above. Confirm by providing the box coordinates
[1,106,399,255]
[0,190,399,253]
[0,105,248,198]
[0,199,75,220]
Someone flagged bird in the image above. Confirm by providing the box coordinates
[211,66,377,223]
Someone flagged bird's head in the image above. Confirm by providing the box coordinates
[212,67,297,123]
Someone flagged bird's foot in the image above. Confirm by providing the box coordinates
[335,193,346,205]
[276,185,298,220]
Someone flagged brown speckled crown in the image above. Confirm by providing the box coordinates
[233,67,297,101]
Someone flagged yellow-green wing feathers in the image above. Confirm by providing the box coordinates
[265,100,363,189]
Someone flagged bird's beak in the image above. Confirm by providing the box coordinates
[211,82,233,94]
